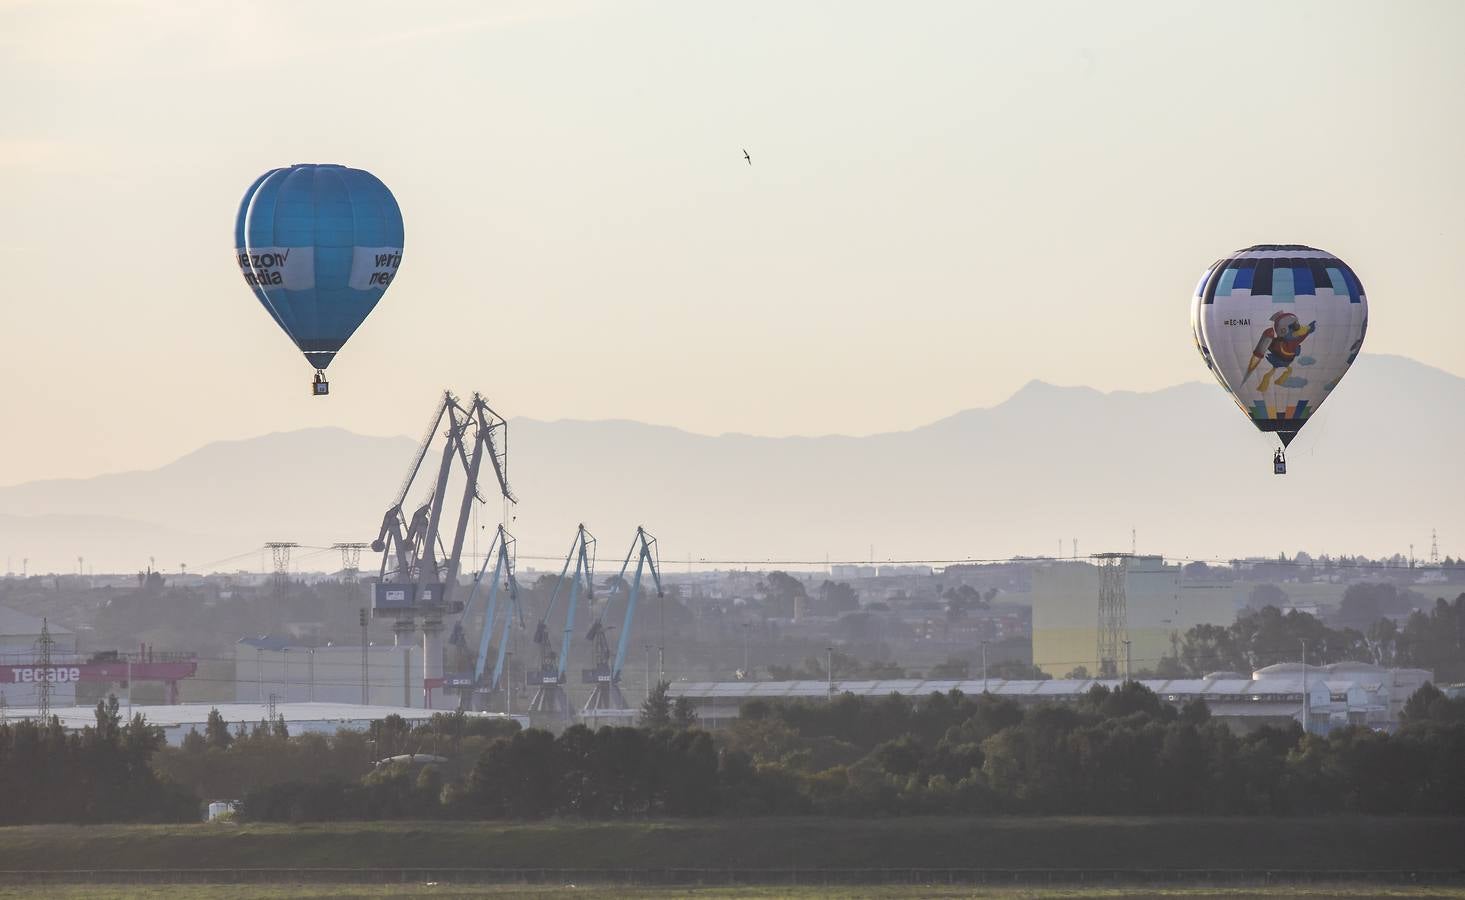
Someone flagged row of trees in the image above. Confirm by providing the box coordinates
[720,684,1465,816]
[1155,597,1465,683]
[155,709,520,800]
[240,682,1465,822]
[6,682,1462,824]
[242,724,723,822]
[0,697,197,824]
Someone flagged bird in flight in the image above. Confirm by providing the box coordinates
[743,149,751,165]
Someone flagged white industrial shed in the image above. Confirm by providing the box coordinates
[1,701,527,746]
[668,663,1433,734]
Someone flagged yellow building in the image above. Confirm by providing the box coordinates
[1031,556,1241,677]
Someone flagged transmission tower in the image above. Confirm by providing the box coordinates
[1093,554,1129,679]
[334,542,370,604]
[335,542,367,579]
[36,618,55,721]
[265,542,299,627]
[1431,529,1440,567]
[266,542,298,589]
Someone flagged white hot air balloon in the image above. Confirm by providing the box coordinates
[1192,244,1367,474]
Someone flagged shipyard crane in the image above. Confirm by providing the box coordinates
[582,526,662,714]
[447,524,523,710]
[527,525,596,720]
[370,391,514,708]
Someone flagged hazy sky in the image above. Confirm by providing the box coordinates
[3,0,1463,482]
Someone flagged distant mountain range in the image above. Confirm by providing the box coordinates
[1,354,1460,574]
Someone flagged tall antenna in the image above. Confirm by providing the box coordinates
[36,618,55,721]
[1093,554,1128,679]
[1131,528,1137,555]
[1431,529,1440,566]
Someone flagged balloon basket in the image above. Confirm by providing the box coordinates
[312,371,329,396]
[1273,449,1286,476]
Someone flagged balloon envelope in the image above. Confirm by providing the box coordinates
[1192,244,1367,446]
[234,164,403,370]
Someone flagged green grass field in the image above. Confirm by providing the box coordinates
[2,817,1463,872]
[0,887,1463,899]
[1,817,1463,896]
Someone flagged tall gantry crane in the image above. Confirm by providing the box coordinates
[582,526,662,714]
[527,525,596,721]
[447,524,523,711]
[371,391,514,708]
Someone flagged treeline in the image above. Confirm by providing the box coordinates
[0,697,197,824]
[155,709,520,800]
[6,685,1460,825]
[241,724,721,822]
[1153,597,1465,683]
[730,684,1465,816]
[240,683,1465,822]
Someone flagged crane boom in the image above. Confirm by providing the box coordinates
[559,527,595,681]
[473,529,515,683]
[392,393,451,509]
[457,526,505,681]
[489,575,523,691]
[457,526,502,629]
[609,527,662,681]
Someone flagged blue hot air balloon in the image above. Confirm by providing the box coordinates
[234,164,404,395]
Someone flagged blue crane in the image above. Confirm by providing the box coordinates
[527,525,595,719]
[582,526,663,713]
[448,524,521,710]
[369,391,514,709]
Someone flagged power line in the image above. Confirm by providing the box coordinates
[177,543,1458,577]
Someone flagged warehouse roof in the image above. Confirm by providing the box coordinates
[668,664,1430,704]
[670,676,1310,702]
[1,701,518,730]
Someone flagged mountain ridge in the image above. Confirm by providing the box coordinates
[1,353,1459,572]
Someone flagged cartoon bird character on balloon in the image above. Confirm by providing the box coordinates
[1245,311,1317,392]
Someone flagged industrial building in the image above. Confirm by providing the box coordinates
[667,662,1433,734]
[0,606,78,708]
[1030,556,1241,676]
[235,637,425,708]
[0,701,526,746]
